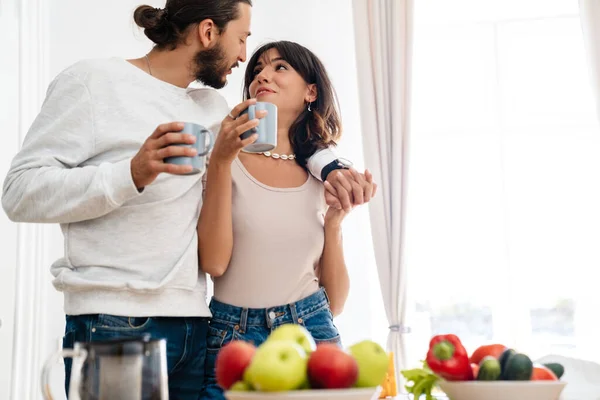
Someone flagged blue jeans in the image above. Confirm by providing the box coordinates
[62,314,209,400]
[200,288,341,400]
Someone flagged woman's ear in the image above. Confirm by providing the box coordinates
[197,19,218,48]
[305,84,318,103]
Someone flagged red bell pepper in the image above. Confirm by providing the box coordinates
[426,334,473,381]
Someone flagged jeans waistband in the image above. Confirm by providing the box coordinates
[209,288,330,332]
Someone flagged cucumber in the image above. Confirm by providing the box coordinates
[498,348,516,372]
[477,356,501,381]
[502,353,533,381]
[543,362,564,379]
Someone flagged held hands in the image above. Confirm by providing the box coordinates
[210,99,266,166]
[324,168,377,212]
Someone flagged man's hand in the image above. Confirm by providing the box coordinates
[131,122,200,190]
[324,168,377,211]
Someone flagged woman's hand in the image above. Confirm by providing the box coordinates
[323,181,352,228]
[211,99,266,165]
[324,168,377,211]
[324,207,348,228]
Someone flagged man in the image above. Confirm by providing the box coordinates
[2,0,375,398]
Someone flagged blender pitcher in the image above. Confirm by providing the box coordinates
[41,335,169,400]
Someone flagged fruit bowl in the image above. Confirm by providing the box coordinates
[225,387,381,400]
[438,381,567,400]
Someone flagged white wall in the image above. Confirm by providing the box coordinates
[1,1,383,398]
[0,2,21,399]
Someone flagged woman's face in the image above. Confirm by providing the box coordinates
[248,48,315,118]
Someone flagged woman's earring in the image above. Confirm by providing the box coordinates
[307,102,312,112]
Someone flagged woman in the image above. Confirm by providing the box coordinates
[198,41,362,399]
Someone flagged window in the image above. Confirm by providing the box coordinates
[403,0,600,365]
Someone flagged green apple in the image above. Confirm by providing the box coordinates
[267,324,316,354]
[298,378,311,390]
[229,381,253,391]
[243,340,308,392]
[348,340,389,387]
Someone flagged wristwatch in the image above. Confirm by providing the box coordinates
[321,158,353,181]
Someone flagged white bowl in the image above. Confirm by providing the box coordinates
[225,387,381,400]
[438,381,567,400]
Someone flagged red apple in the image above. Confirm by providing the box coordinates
[215,340,256,390]
[307,343,359,389]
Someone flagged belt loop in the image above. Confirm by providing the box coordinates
[240,308,248,333]
[321,287,331,305]
[289,302,300,324]
[265,309,272,329]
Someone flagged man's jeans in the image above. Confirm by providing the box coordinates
[200,288,341,400]
[62,314,209,400]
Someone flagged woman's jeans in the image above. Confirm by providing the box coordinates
[200,288,341,399]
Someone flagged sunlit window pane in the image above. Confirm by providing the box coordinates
[497,18,596,128]
[406,5,600,367]
[412,25,496,133]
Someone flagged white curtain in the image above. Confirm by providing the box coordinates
[580,0,600,120]
[352,0,413,380]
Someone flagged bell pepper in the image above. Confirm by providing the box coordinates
[378,352,397,399]
[531,364,558,381]
[426,334,473,381]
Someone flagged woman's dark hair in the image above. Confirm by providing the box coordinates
[243,41,342,168]
[134,0,252,50]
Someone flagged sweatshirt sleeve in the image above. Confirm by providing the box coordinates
[306,146,340,181]
[2,72,142,224]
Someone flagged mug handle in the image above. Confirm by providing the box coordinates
[197,129,215,157]
[41,347,87,400]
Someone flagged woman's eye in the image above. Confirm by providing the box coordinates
[276,64,287,71]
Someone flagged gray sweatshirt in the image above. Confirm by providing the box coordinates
[2,58,337,317]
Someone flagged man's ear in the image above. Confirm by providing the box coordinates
[197,19,219,48]
[306,83,318,103]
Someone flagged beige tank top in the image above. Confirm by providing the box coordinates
[212,158,326,308]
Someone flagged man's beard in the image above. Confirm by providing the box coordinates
[193,43,236,89]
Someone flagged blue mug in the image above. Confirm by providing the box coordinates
[240,102,278,153]
[164,122,214,175]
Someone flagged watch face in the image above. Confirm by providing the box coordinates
[337,158,353,168]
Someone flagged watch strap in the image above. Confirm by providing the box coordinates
[321,159,349,181]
